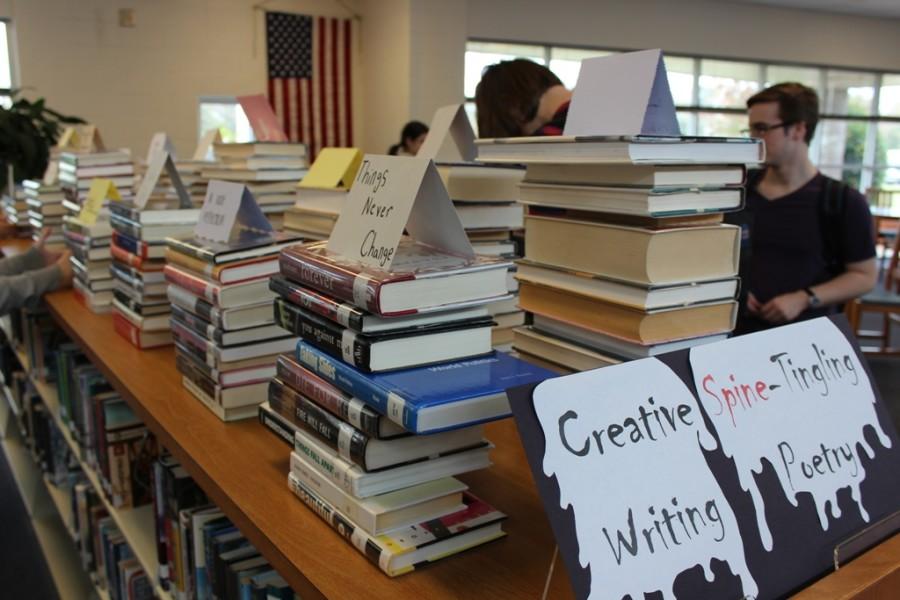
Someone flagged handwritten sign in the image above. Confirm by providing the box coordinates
[564,49,680,137]
[73,124,105,152]
[133,151,191,210]
[146,132,176,163]
[237,94,288,142]
[195,180,272,243]
[193,128,222,161]
[326,155,473,270]
[79,179,120,225]
[690,318,892,550]
[531,359,756,600]
[418,104,476,163]
[298,147,362,190]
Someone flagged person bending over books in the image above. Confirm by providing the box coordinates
[0,228,73,315]
[474,59,571,138]
[728,82,876,334]
[387,120,429,156]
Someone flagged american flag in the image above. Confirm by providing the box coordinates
[266,12,354,159]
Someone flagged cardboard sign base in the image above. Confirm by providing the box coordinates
[834,509,900,569]
[795,533,900,599]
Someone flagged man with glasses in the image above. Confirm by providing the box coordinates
[729,82,876,334]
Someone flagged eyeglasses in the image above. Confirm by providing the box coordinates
[741,121,796,136]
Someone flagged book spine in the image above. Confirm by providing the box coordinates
[292,429,358,495]
[278,249,382,314]
[289,452,372,532]
[165,247,217,282]
[110,243,147,270]
[269,276,365,331]
[268,379,369,469]
[294,342,402,429]
[111,216,142,240]
[286,474,387,573]
[164,265,218,304]
[275,356,384,438]
[174,343,219,383]
[167,284,222,328]
[170,306,214,341]
[257,404,296,447]
[166,238,214,263]
[274,299,371,372]
[170,321,215,366]
[175,354,219,401]
[113,312,144,348]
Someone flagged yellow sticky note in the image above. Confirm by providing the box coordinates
[78,178,120,225]
[298,147,362,190]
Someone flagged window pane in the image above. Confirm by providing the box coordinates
[764,65,821,95]
[0,95,10,109]
[697,112,745,137]
[198,100,253,144]
[676,111,697,136]
[464,101,478,137]
[0,21,11,89]
[875,123,900,189]
[665,56,695,106]
[464,41,545,99]
[879,74,900,118]
[698,59,760,108]
[825,70,876,116]
[816,120,869,189]
[549,47,613,90]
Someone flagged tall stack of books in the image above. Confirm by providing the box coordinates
[164,229,304,421]
[59,149,135,207]
[23,179,66,247]
[202,142,309,230]
[476,136,763,372]
[2,184,31,238]
[259,238,555,575]
[65,213,116,313]
[108,202,200,348]
[440,163,526,347]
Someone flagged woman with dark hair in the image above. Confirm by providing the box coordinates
[475,59,571,138]
[387,121,429,156]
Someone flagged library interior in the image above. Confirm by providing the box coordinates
[1,1,899,599]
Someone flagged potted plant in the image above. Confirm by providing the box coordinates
[0,91,84,192]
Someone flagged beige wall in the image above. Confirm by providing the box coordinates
[2,0,898,160]
[468,0,900,71]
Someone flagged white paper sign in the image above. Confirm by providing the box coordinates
[146,132,176,163]
[690,318,892,551]
[564,49,680,137]
[533,359,756,600]
[195,180,273,243]
[418,104,476,162]
[193,128,223,161]
[326,155,473,270]
[133,151,191,210]
[42,161,59,186]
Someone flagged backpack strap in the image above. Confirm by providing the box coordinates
[818,175,849,278]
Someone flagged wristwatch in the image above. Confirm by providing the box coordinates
[803,287,822,309]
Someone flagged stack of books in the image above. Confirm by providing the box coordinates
[175,158,217,205]
[23,179,66,247]
[108,202,200,348]
[59,149,135,207]
[164,229,304,421]
[202,142,309,230]
[1,185,32,238]
[259,238,555,575]
[65,214,116,313]
[440,163,526,347]
[476,136,763,371]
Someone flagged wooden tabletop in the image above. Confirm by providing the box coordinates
[42,289,575,600]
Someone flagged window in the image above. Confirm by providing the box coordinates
[197,97,253,144]
[1,20,14,107]
[465,40,900,192]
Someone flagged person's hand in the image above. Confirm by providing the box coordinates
[746,292,762,316]
[758,290,809,324]
[36,227,62,265]
[55,250,73,289]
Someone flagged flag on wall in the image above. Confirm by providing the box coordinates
[266,12,354,159]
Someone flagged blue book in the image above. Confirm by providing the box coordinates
[295,342,557,434]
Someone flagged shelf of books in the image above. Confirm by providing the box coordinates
[42,287,575,599]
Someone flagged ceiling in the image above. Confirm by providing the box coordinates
[725,0,900,19]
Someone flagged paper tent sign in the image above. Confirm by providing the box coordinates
[326,155,474,270]
[79,179,121,225]
[418,104,477,163]
[133,150,192,210]
[57,124,105,153]
[298,148,363,190]
[508,315,900,600]
[193,129,223,161]
[146,132,177,163]
[564,49,680,137]
[195,180,274,243]
[237,94,289,142]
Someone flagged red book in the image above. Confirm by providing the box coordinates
[113,312,173,349]
[278,240,511,317]
[163,264,275,309]
[110,242,164,271]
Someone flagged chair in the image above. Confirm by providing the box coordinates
[845,228,900,354]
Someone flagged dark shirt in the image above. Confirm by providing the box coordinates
[531,101,570,136]
[729,172,875,333]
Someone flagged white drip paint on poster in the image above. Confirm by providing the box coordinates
[690,318,892,551]
[534,358,757,600]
